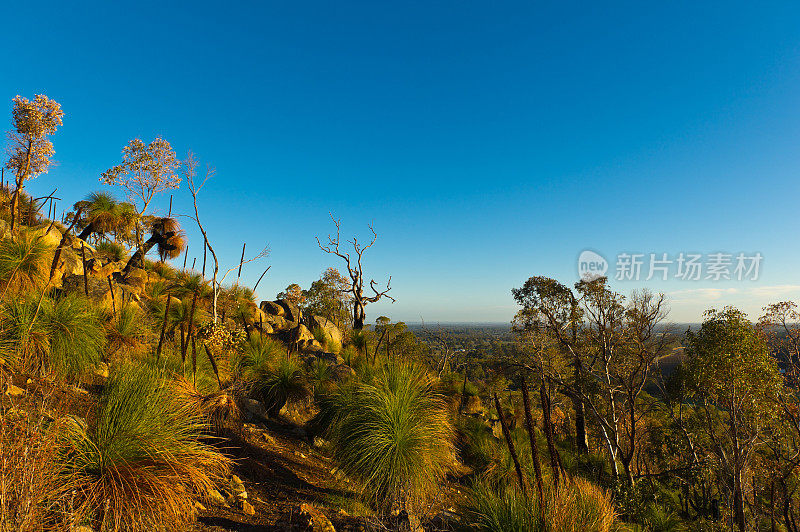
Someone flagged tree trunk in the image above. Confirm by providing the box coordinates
[494,393,528,498]
[122,234,160,275]
[520,375,545,520]
[353,299,365,330]
[540,380,562,490]
[78,222,95,242]
[183,290,199,362]
[572,362,589,453]
[157,294,172,360]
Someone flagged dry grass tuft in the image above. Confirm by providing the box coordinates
[60,362,231,530]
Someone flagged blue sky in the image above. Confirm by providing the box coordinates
[3,1,800,323]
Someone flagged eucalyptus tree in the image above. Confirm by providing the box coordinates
[6,94,63,231]
[686,307,783,532]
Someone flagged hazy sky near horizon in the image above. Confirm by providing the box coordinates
[3,1,800,324]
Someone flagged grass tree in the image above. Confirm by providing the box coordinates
[121,216,186,275]
[0,231,50,298]
[327,360,455,515]
[59,362,230,530]
[73,191,138,244]
[0,293,104,378]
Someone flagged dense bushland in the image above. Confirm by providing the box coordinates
[3,93,799,532]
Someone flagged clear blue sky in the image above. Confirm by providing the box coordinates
[3,1,800,323]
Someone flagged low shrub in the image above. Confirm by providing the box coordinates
[59,362,230,530]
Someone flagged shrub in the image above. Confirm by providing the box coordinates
[0,232,50,298]
[462,480,540,532]
[462,477,616,532]
[59,362,230,530]
[0,293,104,378]
[327,360,455,513]
[94,241,128,263]
[237,336,307,414]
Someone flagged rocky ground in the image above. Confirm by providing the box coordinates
[193,414,462,532]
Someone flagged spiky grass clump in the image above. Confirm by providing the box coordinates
[60,362,230,531]
[173,377,242,435]
[0,295,49,373]
[41,294,105,378]
[327,360,455,513]
[234,335,286,375]
[340,344,362,367]
[236,336,308,414]
[462,480,541,532]
[94,241,128,263]
[0,294,104,378]
[259,354,307,414]
[462,477,616,532]
[105,303,154,359]
[550,478,616,531]
[0,232,50,297]
[456,415,497,471]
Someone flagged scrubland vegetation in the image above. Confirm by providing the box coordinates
[3,93,800,532]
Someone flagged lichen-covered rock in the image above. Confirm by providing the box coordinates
[306,315,343,345]
[260,300,285,317]
[207,488,227,507]
[330,364,356,382]
[275,298,302,323]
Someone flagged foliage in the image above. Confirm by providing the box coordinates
[236,336,307,413]
[106,302,153,359]
[0,232,50,296]
[59,362,230,530]
[0,293,104,378]
[462,477,616,532]
[326,360,455,513]
[100,137,181,214]
[304,267,353,331]
[6,94,63,180]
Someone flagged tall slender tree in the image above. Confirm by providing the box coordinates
[6,95,63,231]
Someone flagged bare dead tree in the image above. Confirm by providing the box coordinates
[316,214,395,330]
[419,318,457,376]
[184,152,269,323]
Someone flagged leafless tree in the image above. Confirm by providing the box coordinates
[184,152,268,323]
[316,214,394,330]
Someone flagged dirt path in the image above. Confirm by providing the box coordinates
[195,420,368,531]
